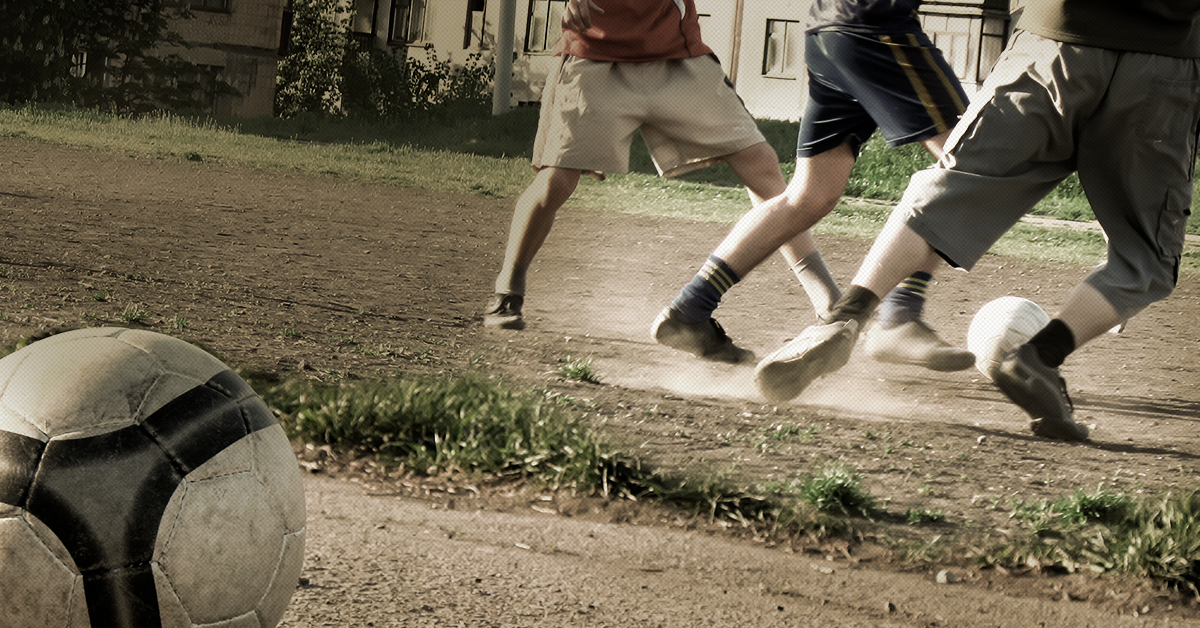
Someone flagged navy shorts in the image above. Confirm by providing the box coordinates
[796,30,969,158]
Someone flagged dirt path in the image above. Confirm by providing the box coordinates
[2,138,1198,625]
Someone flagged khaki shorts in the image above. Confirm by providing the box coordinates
[901,31,1200,319]
[531,55,766,178]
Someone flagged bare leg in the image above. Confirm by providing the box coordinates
[1056,282,1121,348]
[494,167,582,294]
[716,142,856,277]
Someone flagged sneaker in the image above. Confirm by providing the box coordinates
[864,320,975,372]
[991,344,1089,441]
[754,319,860,403]
[483,293,525,330]
[651,307,755,364]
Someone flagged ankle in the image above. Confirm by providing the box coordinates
[829,285,881,325]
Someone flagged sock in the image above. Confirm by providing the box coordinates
[876,271,933,329]
[828,285,881,326]
[790,251,842,322]
[1027,318,1075,368]
[494,262,529,295]
[671,254,740,323]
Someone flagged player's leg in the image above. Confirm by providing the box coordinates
[720,142,853,319]
[642,55,844,362]
[862,130,974,370]
[755,31,1078,403]
[484,55,640,330]
[651,144,855,363]
[485,167,583,329]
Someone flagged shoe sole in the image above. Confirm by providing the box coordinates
[992,360,1088,441]
[867,347,975,372]
[754,321,857,403]
[484,315,525,330]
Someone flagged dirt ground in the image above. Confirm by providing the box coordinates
[2,138,1199,626]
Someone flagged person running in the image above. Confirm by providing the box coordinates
[754,0,1200,441]
[484,0,841,365]
[653,0,974,372]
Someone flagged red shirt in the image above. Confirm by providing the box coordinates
[556,0,713,62]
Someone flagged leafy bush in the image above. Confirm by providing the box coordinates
[341,43,494,120]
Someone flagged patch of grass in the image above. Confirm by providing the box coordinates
[558,356,602,384]
[906,508,947,525]
[799,462,877,517]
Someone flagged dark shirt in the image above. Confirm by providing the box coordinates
[1017,0,1200,58]
[806,0,924,34]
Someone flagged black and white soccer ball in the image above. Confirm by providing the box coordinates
[0,327,305,627]
[966,296,1051,380]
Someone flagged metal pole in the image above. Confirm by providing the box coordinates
[492,0,517,115]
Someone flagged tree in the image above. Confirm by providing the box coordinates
[275,0,348,117]
[0,0,227,113]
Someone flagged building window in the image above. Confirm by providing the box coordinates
[390,0,428,45]
[464,0,487,49]
[350,0,376,37]
[526,0,566,53]
[177,0,230,11]
[763,19,802,79]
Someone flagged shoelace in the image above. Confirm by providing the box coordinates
[1057,376,1074,411]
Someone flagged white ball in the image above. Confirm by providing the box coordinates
[0,327,305,628]
[966,296,1051,380]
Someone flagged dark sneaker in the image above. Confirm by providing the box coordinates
[864,320,975,372]
[991,344,1089,441]
[754,319,860,403]
[483,293,525,330]
[651,307,755,364]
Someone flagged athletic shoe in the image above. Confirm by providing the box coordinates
[483,293,525,330]
[754,319,860,403]
[651,307,755,364]
[991,343,1089,441]
[864,320,975,372]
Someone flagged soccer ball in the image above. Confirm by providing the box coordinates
[0,327,305,627]
[966,296,1051,380]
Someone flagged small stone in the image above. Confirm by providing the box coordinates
[936,570,958,584]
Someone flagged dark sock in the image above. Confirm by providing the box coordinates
[1028,319,1075,368]
[829,285,881,326]
[876,272,932,329]
[671,255,740,323]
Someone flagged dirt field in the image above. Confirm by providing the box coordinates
[3,138,1199,626]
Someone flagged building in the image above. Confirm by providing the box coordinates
[351,0,1012,121]
[168,0,289,117]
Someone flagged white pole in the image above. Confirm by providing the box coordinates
[492,0,517,115]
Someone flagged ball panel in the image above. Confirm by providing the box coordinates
[0,403,46,441]
[5,336,161,437]
[257,528,306,628]
[208,611,265,628]
[0,428,45,509]
[251,424,306,533]
[151,562,193,628]
[161,467,286,624]
[0,517,81,628]
[141,371,257,477]
[31,425,183,572]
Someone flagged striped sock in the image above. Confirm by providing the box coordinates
[671,255,740,323]
[877,271,933,329]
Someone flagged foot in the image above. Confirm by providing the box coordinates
[754,319,860,403]
[991,344,1089,441]
[864,320,975,372]
[483,293,525,330]
[651,307,755,364]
